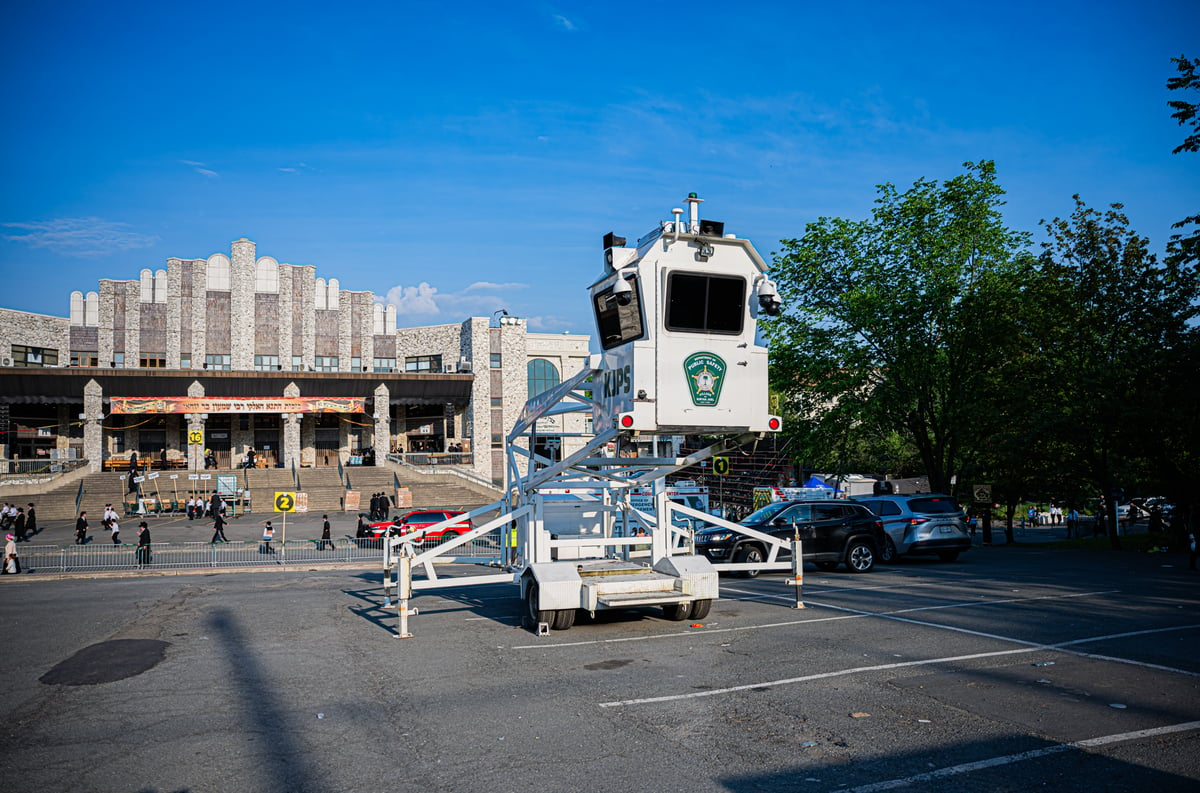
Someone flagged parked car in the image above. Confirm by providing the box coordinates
[368,510,471,541]
[849,494,970,562]
[694,499,887,575]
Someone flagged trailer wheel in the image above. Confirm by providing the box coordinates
[689,599,712,620]
[662,602,691,621]
[733,545,764,578]
[552,608,576,630]
[525,579,554,628]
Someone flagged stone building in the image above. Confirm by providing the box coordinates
[0,237,592,485]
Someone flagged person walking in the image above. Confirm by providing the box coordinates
[318,515,333,550]
[211,509,229,543]
[379,491,391,519]
[3,534,18,575]
[369,492,379,521]
[13,507,27,542]
[136,522,152,567]
[25,503,36,536]
[109,516,121,544]
[75,511,89,544]
[260,521,275,554]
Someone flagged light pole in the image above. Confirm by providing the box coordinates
[492,309,509,327]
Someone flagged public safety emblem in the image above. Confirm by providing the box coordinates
[683,352,726,407]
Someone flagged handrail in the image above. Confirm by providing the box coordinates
[387,453,497,490]
[76,479,84,515]
[337,455,346,489]
[291,457,299,490]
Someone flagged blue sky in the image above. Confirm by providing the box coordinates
[2,1,1197,339]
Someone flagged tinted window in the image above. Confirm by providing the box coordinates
[811,504,844,521]
[859,500,902,516]
[594,280,646,350]
[665,272,745,334]
[908,497,960,514]
[405,512,449,522]
[779,504,812,522]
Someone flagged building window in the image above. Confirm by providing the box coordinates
[254,355,280,372]
[69,353,99,367]
[351,356,362,371]
[405,355,442,372]
[490,397,502,408]
[113,352,125,369]
[490,353,502,369]
[373,357,396,373]
[205,354,231,371]
[491,433,503,449]
[527,359,561,399]
[664,272,746,335]
[314,356,339,372]
[292,356,303,372]
[12,345,59,367]
[206,255,231,291]
[112,431,125,453]
[180,353,191,369]
[139,354,167,368]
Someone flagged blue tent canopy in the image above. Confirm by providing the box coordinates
[802,476,833,490]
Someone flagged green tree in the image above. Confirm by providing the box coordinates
[1027,198,1199,547]
[1167,54,1200,266]
[765,161,1033,495]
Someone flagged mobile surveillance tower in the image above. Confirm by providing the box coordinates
[385,194,784,636]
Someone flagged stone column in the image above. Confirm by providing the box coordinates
[283,382,301,470]
[373,383,390,464]
[83,379,104,472]
[185,381,206,470]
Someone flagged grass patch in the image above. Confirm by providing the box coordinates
[1040,533,1178,552]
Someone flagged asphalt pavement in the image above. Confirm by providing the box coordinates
[0,542,1196,793]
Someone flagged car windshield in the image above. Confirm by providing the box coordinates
[741,502,792,524]
[908,497,961,515]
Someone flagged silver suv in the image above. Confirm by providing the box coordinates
[849,494,971,563]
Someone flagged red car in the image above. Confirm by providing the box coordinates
[368,510,472,541]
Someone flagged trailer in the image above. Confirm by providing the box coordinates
[384,193,787,636]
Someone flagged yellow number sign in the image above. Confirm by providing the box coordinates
[188,430,203,445]
[274,492,296,512]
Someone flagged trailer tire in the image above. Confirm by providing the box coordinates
[525,579,554,628]
[689,599,712,620]
[552,608,576,630]
[734,545,764,578]
[662,602,691,621]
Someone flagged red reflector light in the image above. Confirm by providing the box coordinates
[768,417,781,430]
[620,414,634,428]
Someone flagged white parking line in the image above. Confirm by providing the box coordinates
[837,720,1200,792]
[596,621,1200,707]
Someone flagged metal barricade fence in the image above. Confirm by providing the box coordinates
[10,532,507,575]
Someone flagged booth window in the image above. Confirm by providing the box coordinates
[665,272,745,334]
[593,280,645,350]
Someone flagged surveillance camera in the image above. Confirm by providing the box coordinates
[756,278,781,316]
[613,275,633,306]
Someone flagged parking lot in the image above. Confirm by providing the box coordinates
[1,545,1197,792]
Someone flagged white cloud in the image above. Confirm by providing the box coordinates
[179,159,218,178]
[2,218,159,256]
[552,14,577,32]
[463,281,526,292]
[382,282,441,316]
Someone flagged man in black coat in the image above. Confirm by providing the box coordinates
[75,511,88,544]
[379,492,391,518]
[211,508,229,543]
[369,493,380,521]
[136,522,152,567]
[25,503,36,536]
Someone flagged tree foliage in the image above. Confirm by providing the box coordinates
[764,161,1033,494]
[1167,54,1200,266]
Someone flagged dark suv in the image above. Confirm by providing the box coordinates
[694,499,887,575]
[849,494,970,562]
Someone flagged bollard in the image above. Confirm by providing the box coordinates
[789,537,804,608]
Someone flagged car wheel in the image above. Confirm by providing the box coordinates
[662,602,691,621]
[689,599,712,620]
[552,608,576,630]
[937,550,959,562]
[880,536,898,563]
[441,530,458,543]
[525,579,554,628]
[815,561,838,572]
[845,540,875,573]
[734,545,764,578]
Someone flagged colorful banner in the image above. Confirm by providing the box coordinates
[110,396,366,415]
